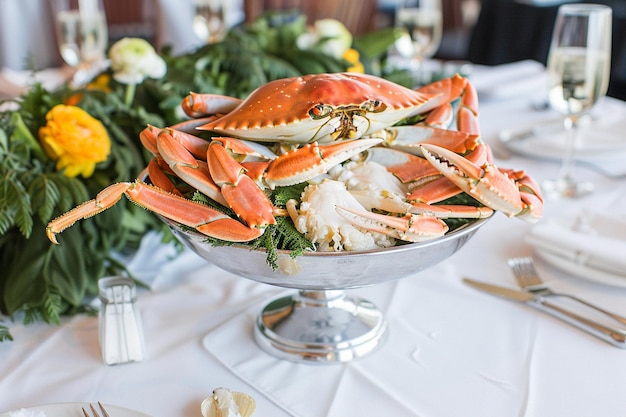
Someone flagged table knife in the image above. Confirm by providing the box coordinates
[463,278,626,348]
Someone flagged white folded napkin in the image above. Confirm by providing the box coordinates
[526,210,626,278]
[202,264,537,417]
[471,60,547,100]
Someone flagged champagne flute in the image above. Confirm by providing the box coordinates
[543,3,612,198]
[192,0,226,44]
[53,0,108,85]
[394,0,443,84]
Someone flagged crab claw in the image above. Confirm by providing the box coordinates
[264,138,382,189]
[419,143,524,217]
[335,206,448,243]
[504,169,544,223]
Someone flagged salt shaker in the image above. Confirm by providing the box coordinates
[98,276,145,365]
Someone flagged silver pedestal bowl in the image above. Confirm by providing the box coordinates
[161,215,491,364]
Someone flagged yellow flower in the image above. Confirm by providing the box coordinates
[87,74,112,93]
[343,48,365,73]
[38,105,111,178]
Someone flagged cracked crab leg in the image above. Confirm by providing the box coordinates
[264,138,383,189]
[156,130,227,206]
[46,182,263,244]
[207,140,276,229]
[335,206,448,243]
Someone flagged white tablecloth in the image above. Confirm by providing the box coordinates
[2,62,626,417]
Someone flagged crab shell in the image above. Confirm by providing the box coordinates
[198,72,440,144]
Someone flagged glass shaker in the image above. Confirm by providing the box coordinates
[98,276,145,365]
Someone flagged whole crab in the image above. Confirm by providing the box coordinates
[46,72,543,249]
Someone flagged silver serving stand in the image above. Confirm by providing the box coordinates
[161,213,490,364]
[161,213,489,364]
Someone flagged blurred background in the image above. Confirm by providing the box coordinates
[0,0,624,98]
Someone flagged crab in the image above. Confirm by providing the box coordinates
[46,72,543,250]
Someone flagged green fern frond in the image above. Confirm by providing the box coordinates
[271,183,307,207]
[6,180,32,237]
[28,174,61,224]
[41,289,63,325]
[55,175,89,211]
[0,324,13,342]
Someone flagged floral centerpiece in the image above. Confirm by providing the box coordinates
[0,13,406,341]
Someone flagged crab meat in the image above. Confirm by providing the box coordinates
[331,160,493,220]
[201,388,256,417]
[287,180,397,251]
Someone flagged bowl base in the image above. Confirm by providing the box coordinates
[254,290,387,364]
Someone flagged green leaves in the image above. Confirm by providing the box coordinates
[0,80,166,332]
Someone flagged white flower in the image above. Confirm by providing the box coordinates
[108,38,166,84]
[296,19,353,59]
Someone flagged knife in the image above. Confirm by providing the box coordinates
[463,278,626,348]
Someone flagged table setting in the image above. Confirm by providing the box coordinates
[2,4,626,417]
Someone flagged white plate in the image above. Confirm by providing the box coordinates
[498,97,626,161]
[0,403,152,417]
[498,118,626,161]
[534,250,626,289]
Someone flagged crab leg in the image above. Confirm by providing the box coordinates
[207,140,276,229]
[408,202,493,219]
[46,182,263,244]
[140,126,211,160]
[380,126,480,157]
[182,92,242,118]
[419,143,523,217]
[264,138,383,188]
[169,115,219,133]
[156,130,227,206]
[417,74,480,134]
[503,169,544,223]
[215,136,278,162]
[361,147,441,185]
[335,206,448,243]
[147,158,183,196]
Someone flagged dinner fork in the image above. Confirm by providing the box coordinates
[82,402,110,417]
[508,256,626,326]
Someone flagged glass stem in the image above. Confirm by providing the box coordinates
[558,115,578,181]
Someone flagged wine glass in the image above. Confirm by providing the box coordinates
[394,0,443,84]
[192,0,226,44]
[543,3,612,198]
[52,0,108,86]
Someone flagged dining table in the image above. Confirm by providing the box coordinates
[1,60,626,417]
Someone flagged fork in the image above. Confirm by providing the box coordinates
[82,402,110,417]
[508,256,626,326]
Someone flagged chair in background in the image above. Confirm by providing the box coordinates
[104,0,161,47]
[467,0,626,100]
[437,0,481,59]
[243,0,378,35]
